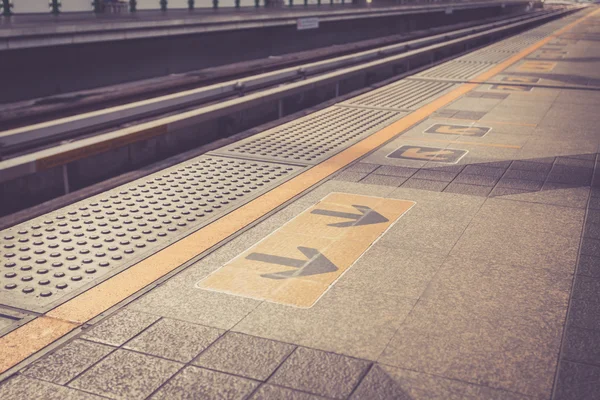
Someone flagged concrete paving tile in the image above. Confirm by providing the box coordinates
[578,255,600,278]
[510,160,554,172]
[378,298,564,398]
[69,349,181,400]
[373,165,419,177]
[400,178,448,192]
[193,332,295,381]
[581,238,600,257]
[563,325,600,367]
[503,168,548,181]
[124,318,224,363]
[567,297,600,331]
[584,222,600,239]
[496,178,543,191]
[334,247,445,299]
[251,384,327,400]
[489,187,534,197]
[422,255,572,321]
[0,375,103,400]
[411,169,458,182]
[589,196,600,210]
[422,164,465,173]
[554,361,600,400]
[450,198,583,272]
[351,364,530,400]
[345,163,380,174]
[359,174,407,187]
[23,339,114,385]
[572,275,600,303]
[233,284,416,360]
[491,183,590,209]
[268,347,370,399]
[81,309,160,347]
[444,183,492,197]
[332,171,366,183]
[462,164,506,178]
[590,210,600,225]
[151,366,259,400]
[453,173,499,186]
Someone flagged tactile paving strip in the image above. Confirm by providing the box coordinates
[0,156,303,312]
[413,61,495,81]
[339,79,456,112]
[211,106,406,164]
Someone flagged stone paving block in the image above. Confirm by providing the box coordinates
[378,298,564,398]
[443,183,492,197]
[453,173,499,187]
[0,375,103,400]
[462,164,506,178]
[450,199,583,272]
[581,238,600,257]
[578,255,600,278]
[69,349,181,400]
[547,172,592,186]
[375,165,419,177]
[554,361,600,400]
[124,318,224,363]
[572,275,600,303]
[335,247,445,299]
[422,255,571,321]
[193,332,295,381]
[333,171,366,183]
[411,169,458,183]
[345,163,380,174]
[401,178,448,192]
[568,297,600,331]
[268,347,370,399]
[81,309,160,347]
[422,164,465,173]
[234,283,415,360]
[489,187,530,197]
[251,384,327,400]
[589,196,600,210]
[128,279,261,330]
[555,157,595,168]
[359,174,407,187]
[23,339,114,385]
[496,178,543,191]
[151,366,259,400]
[563,325,600,367]
[584,222,600,240]
[510,160,553,172]
[588,209,600,225]
[351,364,530,400]
[502,168,548,181]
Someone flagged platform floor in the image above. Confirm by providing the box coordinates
[0,5,599,400]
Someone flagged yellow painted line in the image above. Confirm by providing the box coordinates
[197,193,415,307]
[402,137,521,149]
[1,7,597,376]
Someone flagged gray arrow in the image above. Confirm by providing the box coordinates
[311,204,388,227]
[246,247,338,280]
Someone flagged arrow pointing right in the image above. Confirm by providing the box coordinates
[310,204,389,227]
[246,247,338,280]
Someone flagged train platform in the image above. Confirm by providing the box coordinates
[0,1,534,50]
[0,4,599,399]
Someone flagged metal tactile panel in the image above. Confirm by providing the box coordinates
[340,79,456,112]
[211,106,405,164]
[458,50,513,64]
[0,156,302,312]
[415,61,495,81]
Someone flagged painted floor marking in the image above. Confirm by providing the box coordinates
[1,7,597,376]
[489,84,533,92]
[516,61,557,72]
[502,76,540,84]
[424,123,491,137]
[388,145,468,163]
[196,193,415,307]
